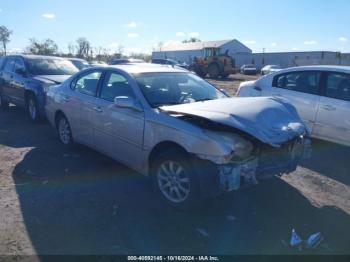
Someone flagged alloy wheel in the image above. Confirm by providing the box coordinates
[58,118,71,145]
[157,160,190,203]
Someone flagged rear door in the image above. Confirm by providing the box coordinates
[313,71,350,146]
[11,57,27,106]
[269,70,322,132]
[1,57,16,102]
[66,69,104,147]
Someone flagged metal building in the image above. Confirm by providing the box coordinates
[152,39,252,65]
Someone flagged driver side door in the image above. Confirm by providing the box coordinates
[92,71,145,168]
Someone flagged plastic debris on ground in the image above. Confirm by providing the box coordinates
[290,228,302,247]
[289,228,324,251]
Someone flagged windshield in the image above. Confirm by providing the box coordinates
[27,58,78,75]
[135,73,227,107]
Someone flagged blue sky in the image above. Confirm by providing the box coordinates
[1,0,350,54]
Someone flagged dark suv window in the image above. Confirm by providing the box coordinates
[325,72,350,102]
[273,71,321,95]
[14,58,26,73]
[3,57,15,72]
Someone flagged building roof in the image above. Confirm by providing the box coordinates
[158,39,235,52]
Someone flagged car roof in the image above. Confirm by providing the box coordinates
[275,65,350,74]
[6,54,67,60]
[94,63,189,74]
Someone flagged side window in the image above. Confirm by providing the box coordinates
[14,58,26,73]
[100,72,135,102]
[4,58,15,73]
[273,71,321,95]
[325,72,350,102]
[72,71,102,96]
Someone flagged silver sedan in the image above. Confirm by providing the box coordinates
[46,64,311,208]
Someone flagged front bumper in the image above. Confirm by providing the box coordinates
[218,136,312,191]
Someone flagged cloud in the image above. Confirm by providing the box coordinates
[163,40,181,47]
[243,40,256,45]
[270,42,277,47]
[108,42,120,49]
[188,32,200,38]
[304,40,318,45]
[339,37,348,42]
[126,21,138,28]
[127,33,139,38]
[292,47,300,51]
[42,13,55,19]
[176,32,186,37]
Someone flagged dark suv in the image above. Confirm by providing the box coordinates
[0,55,78,122]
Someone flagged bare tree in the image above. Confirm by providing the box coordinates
[76,37,91,59]
[27,38,58,55]
[68,42,76,56]
[0,26,12,55]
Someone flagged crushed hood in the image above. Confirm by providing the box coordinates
[33,75,71,84]
[161,97,309,147]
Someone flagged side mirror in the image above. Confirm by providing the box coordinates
[220,89,229,97]
[113,96,143,112]
[15,68,27,76]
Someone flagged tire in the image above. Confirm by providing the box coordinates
[26,94,41,122]
[0,93,9,110]
[56,114,74,147]
[151,148,201,209]
[208,64,220,79]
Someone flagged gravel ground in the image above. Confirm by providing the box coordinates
[0,74,350,257]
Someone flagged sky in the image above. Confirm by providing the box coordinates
[1,0,350,55]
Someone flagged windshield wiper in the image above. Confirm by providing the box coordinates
[154,102,180,107]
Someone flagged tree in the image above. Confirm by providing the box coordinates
[68,42,76,56]
[182,38,201,43]
[76,37,91,59]
[27,38,58,55]
[0,26,12,55]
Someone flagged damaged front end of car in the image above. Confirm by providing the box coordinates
[161,98,312,195]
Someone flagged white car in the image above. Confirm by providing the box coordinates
[261,65,282,75]
[237,66,350,146]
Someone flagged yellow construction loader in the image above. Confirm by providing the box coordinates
[190,47,236,78]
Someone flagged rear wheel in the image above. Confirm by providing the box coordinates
[26,94,40,122]
[56,114,74,147]
[0,93,9,109]
[208,64,220,78]
[151,148,201,209]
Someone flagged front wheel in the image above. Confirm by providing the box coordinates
[151,148,200,209]
[56,114,74,147]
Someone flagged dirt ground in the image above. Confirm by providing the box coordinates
[0,74,350,257]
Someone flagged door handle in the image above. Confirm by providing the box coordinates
[322,104,336,111]
[93,106,103,113]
